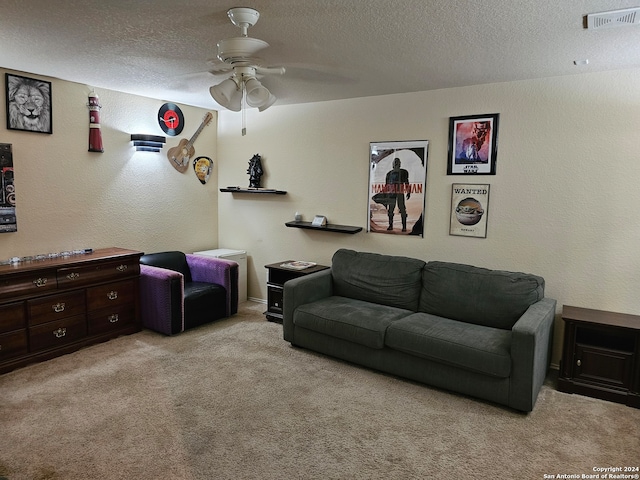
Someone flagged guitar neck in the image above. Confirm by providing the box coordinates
[186,116,210,149]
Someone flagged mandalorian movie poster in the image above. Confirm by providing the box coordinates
[369,140,428,236]
[0,143,16,233]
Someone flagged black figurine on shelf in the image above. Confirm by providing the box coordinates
[247,154,263,188]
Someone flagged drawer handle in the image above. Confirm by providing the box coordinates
[53,327,67,338]
[33,277,48,287]
[108,314,119,323]
[576,359,581,367]
[107,291,118,300]
[66,272,80,280]
[52,302,66,313]
[116,264,128,272]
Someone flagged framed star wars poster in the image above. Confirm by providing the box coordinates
[447,113,498,175]
[368,140,428,236]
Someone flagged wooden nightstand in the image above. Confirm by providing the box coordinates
[558,305,640,408]
[264,261,329,322]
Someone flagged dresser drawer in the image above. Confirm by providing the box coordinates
[58,259,140,289]
[0,270,57,300]
[87,279,135,311]
[0,330,28,360]
[0,301,26,333]
[88,306,135,336]
[28,315,87,352]
[28,290,86,326]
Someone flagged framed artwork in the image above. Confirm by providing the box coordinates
[5,73,52,134]
[450,184,489,238]
[447,113,498,175]
[368,140,428,236]
[0,143,17,233]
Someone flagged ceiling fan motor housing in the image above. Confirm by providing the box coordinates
[216,37,269,64]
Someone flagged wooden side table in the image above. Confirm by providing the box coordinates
[264,261,329,322]
[558,305,640,408]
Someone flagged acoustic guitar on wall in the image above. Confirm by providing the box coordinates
[167,112,213,173]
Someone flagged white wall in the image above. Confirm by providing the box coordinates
[217,68,640,365]
[3,66,638,366]
[0,68,218,258]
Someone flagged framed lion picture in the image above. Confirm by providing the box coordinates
[5,73,52,134]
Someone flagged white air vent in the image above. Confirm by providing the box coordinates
[587,7,640,29]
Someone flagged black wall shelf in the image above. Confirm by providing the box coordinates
[285,221,362,234]
[220,187,287,195]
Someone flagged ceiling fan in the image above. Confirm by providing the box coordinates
[209,7,285,112]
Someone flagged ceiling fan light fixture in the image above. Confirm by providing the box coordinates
[244,76,271,107]
[209,76,240,108]
[258,92,277,112]
[209,8,284,113]
[226,87,243,112]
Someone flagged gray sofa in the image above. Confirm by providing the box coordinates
[283,249,556,412]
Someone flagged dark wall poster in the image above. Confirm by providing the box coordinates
[0,143,16,233]
[369,140,428,236]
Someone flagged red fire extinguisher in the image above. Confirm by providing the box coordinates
[88,90,104,152]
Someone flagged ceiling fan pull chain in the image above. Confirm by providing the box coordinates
[242,77,247,136]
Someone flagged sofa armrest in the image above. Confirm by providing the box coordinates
[283,269,333,342]
[186,254,239,316]
[509,297,557,412]
[139,264,184,335]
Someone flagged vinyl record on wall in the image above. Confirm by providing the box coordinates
[158,103,185,136]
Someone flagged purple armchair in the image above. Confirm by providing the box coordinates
[139,251,238,335]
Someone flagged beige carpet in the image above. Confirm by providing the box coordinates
[1,301,638,480]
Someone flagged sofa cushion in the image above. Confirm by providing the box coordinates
[385,313,512,378]
[419,261,544,330]
[331,249,426,312]
[183,282,227,330]
[293,296,411,349]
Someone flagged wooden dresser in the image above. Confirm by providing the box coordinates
[0,247,143,374]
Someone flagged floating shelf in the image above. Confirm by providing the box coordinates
[220,187,287,195]
[285,220,362,234]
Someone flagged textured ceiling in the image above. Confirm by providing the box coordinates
[1,0,639,109]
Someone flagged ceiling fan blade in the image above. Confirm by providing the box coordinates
[254,66,286,76]
[267,63,356,84]
[208,62,234,74]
